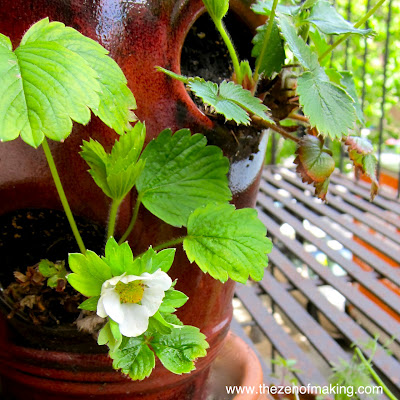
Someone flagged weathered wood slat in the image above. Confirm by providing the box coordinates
[262,169,400,265]
[235,284,328,387]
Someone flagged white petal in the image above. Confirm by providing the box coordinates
[141,286,166,316]
[102,290,124,323]
[119,303,150,337]
[143,269,172,291]
[103,273,127,288]
[96,296,107,318]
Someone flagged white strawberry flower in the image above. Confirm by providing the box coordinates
[97,269,172,337]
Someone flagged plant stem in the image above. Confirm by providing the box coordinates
[252,116,300,143]
[107,199,122,239]
[153,237,185,252]
[355,347,397,400]
[42,138,86,254]
[118,195,142,244]
[319,0,387,62]
[215,20,242,84]
[288,113,310,124]
[253,0,280,84]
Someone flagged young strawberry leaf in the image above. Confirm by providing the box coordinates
[38,259,68,289]
[202,0,229,22]
[158,289,189,314]
[136,129,231,228]
[0,18,135,148]
[98,321,123,352]
[110,336,155,380]
[151,326,209,374]
[305,1,372,36]
[80,122,145,201]
[345,136,378,200]
[183,203,272,283]
[103,238,134,276]
[297,70,356,140]
[128,247,176,275]
[67,251,112,297]
[294,135,335,200]
[252,1,300,16]
[188,78,272,124]
[79,296,100,311]
[252,21,285,78]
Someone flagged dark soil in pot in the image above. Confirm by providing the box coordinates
[0,208,107,353]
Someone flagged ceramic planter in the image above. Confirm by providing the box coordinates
[0,0,267,398]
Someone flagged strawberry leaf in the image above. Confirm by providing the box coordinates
[294,135,335,200]
[252,1,300,16]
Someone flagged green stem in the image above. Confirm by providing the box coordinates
[319,0,386,62]
[152,237,185,252]
[355,347,397,400]
[42,138,86,254]
[118,195,142,244]
[253,0,279,84]
[107,199,122,239]
[215,20,242,84]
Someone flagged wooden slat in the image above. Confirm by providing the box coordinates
[267,246,400,391]
[235,284,328,387]
[256,209,400,341]
[263,169,400,265]
[259,182,400,288]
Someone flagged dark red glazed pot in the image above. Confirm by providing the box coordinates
[0,1,266,398]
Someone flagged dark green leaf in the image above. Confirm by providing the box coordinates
[252,21,285,78]
[110,336,155,380]
[151,326,208,374]
[306,1,372,36]
[297,70,356,140]
[184,203,272,283]
[136,129,231,227]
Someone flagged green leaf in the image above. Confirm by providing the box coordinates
[159,289,188,314]
[239,60,253,82]
[252,21,285,78]
[301,0,319,10]
[151,326,209,374]
[297,70,356,140]
[98,320,122,351]
[128,247,176,275]
[309,29,331,65]
[202,0,229,22]
[0,18,135,148]
[306,1,372,36]
[184,203,272,283]
[110,336,155,380]
[188,79,272,124]
[340,71,365,125]
[277,14,319,71]
[79,296,100,311]
[67,251,112,297]
[103,237,134,276]
[20,18,136,135]
[38,259,67,288]
[80,122,145,200]
[294,135,335,201]
[252,1,300,16]
[136,129,231,227]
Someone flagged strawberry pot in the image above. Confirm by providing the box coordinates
[0,0,267,399]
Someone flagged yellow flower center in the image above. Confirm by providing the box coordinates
[115,280,145,304]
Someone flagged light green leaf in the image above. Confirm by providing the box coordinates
[306,1,372,36]
[325,67,344,86]
[0,18,135,148]
[252,1,300,16]
[98,320,122,352]
[188,79,272,124]
[67,251,112,297]
[297,70,356,140]
[340,71,365,125]
[252,21,285,78]
[136,129,231,227]
[277,14,319,71]
[159,289,188,314]
[79,296,100,311]
[151,326,208,374]
[239,60,253,82]
[0,34,12,50]
[184,203,272,283]
[80,122,145,200]
[127,247,176,275]
[103,237,134,276]
[21,18,136,135]
[301,0,319,10]
[309,29,331,66]
[110,336,155,380]
[202,0,229,22]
